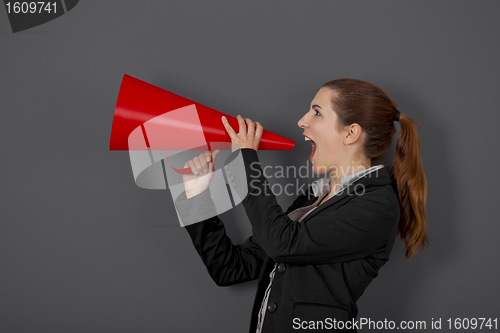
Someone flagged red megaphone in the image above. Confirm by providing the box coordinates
[109,74,295,174]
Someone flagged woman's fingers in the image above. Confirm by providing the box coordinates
[208,149,220,172]
[185,159,198,175]
[221,116,237,139]
[184,149,221,176]
[197,153,209,174]
[255,121,263,142]
[245,118,255,140]
[237,115,246,135]
[204,150,211,163]
[221,115,262,151]
[212,149,220,163]
[194,157,202,174]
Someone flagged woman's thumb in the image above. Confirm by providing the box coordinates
[210,150,220,171]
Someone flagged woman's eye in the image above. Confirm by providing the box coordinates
[314,109,321,116]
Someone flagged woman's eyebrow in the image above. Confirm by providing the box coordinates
[311,104,322,109]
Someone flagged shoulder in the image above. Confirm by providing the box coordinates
[339,183,400,227]
[349,165,399,211]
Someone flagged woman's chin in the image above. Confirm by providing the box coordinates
[309,153,327,175]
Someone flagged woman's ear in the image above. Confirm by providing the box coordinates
[344,123,363,145]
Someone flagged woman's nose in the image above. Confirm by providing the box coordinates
[298,114,308,128]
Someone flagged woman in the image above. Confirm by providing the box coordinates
[174,79,428,332]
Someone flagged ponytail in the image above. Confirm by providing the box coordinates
[391,112,429,259]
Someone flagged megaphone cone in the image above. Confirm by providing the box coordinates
[110,74,295,175]
[110,74,295,150]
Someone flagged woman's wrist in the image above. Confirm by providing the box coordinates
[186,190,201,199]
[186,187,210,199]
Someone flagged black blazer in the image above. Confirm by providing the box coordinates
[176,149,400,333]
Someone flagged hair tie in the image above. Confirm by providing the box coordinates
[394,110,400,122]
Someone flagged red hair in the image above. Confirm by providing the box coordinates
[322,79,428,259]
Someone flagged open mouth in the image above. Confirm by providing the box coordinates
[305,136,316,161]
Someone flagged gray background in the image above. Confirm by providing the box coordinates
[1,1,499,332]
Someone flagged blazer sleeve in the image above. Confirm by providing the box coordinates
[176,188,268,287]
[230,148,398,265]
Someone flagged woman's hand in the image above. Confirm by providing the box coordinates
[222,115,263,153]
[183,150,220,199]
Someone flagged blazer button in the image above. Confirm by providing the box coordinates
[267,301,277,313]
[276,263,286,274]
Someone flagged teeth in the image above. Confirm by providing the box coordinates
[305,137,311,141]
